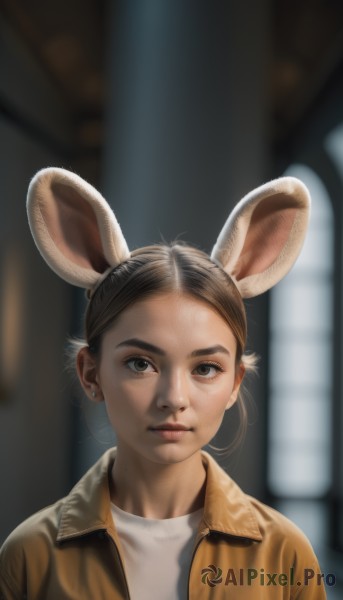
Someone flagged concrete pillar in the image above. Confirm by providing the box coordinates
[101,0,271,498]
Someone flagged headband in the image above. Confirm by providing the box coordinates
[27,167,311,299]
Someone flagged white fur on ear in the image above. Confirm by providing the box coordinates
[211,177,311,298]
[27,167,130,290]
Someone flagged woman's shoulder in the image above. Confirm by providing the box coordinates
[0,498,65,598]
[0,450,115,592]
[1,449,115,558]
[203,451,317,551]
[247,493,309,540]
[1,448,115,561]
[245,493,320,565]
[1,498,64,551]
[204,452,320,567]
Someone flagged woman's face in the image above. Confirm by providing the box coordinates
[79,292,244,466]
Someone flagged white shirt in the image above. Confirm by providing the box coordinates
[111,503,203,600]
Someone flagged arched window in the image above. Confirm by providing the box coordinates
[268,164,334,546]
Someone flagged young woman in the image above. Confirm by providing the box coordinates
[0,168,326,599]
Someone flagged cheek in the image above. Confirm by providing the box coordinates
[195,376,234,409]
[194,390,230,428]
[102,376,155,412]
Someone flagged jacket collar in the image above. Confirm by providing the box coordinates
[199,450,262,541]
[57,447,262,543]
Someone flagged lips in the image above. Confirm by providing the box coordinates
[148,424,192,441]
[149,423,192,431]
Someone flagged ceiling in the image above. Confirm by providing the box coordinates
[272,0,343,145]
[1,0,343,157]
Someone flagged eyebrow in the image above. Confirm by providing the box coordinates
[191,345,230,358]
[116,338,165,355]
[115,338,231,357]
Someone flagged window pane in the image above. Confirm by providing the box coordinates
[326,123,343,554]
[269,396,330,446]
[292,224,333,273]
[275,500,329,549]
[270,338,331,388]
[325,121,343,174]
[268,164,333,498]
[270,278,332,334]
[269,447,330,496]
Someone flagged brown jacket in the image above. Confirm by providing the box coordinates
[0,448,327,599]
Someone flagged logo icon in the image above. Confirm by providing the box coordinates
[201,564,223,587]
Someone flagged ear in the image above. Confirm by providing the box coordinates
[27,167,130,291]
[76,347,103,402]
[225,363,245,410]
[211,177,311,298]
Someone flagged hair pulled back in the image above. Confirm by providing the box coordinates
[87,243,247,361]
[75,242,257,455]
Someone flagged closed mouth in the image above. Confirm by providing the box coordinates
[149,424,192,431]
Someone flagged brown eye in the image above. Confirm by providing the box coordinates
[193,363,222,378]
[133,359,149,371]
[197,364,212,376]
[126,358,154,372]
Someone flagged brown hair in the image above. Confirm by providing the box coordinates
[73,242,257,454]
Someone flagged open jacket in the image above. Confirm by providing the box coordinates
[0,448,326,599]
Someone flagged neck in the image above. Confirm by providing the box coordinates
[110,445,206,519]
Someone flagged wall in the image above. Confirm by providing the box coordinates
[0,16,74,542]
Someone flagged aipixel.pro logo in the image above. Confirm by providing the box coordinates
[200,565,336,588]
[201,564,223,587]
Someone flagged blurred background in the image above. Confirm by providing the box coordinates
[1,0,343,595]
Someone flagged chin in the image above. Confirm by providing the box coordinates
[142,444,202,465]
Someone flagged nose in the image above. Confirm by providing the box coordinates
[155,369,189,412]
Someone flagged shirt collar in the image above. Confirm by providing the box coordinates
[57,447,262,543]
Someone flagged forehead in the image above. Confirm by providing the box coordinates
[102,292,237,349]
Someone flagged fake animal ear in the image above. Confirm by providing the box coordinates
[27,167,130,291]
[211,177,311,298]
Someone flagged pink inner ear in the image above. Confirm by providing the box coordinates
[40,182,110,273]
[232,195,298,281]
